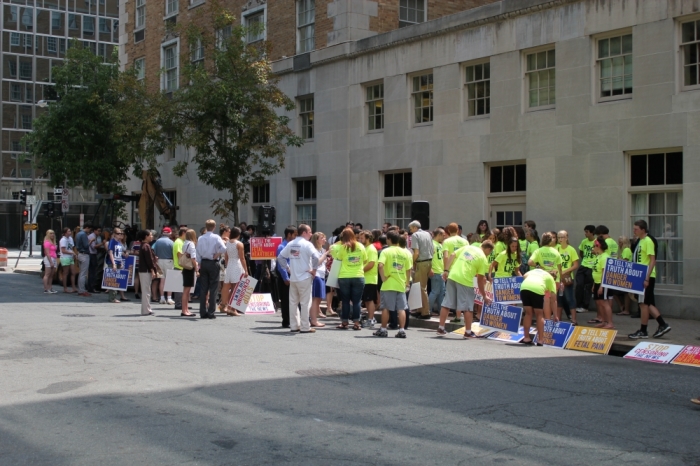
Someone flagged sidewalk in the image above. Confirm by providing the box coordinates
[6,261,700,355]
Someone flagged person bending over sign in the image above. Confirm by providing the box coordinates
[519,269,557,346]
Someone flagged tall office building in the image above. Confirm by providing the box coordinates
[0,0,119,246]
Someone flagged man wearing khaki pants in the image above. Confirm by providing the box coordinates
[278,224,326,333]
[408,221,434,319]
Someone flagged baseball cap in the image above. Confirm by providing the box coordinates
[162,227,172,234]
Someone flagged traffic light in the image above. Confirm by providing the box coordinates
[19,189,27,204]
[22,209,29,222]
[45,202,55,218]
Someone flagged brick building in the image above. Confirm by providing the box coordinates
[123,0,700,318]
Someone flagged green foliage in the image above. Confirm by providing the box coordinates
[170,1,302,223]
[26,42,168,195]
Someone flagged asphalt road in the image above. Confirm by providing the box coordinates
[1,272,699,466]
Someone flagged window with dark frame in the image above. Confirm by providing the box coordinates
[490,164,526,193]
[465,62,490,117]
[252,182,270,204]
[681,19,700,88]
[366,83,384,131]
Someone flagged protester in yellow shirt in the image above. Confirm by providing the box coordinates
[615,235,633,316]
[359,230,379,327]
[488,237,522,279]
[590,237,614,330]
[520,268,557,345]
[335,228,367,330]
[373,231,413,338]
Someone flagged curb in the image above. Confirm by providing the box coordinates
[13,269,41,277]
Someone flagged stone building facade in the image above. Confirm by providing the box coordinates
[122,0,700,317]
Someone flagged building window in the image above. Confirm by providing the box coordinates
[163,44,178,92]
[216,25,232,50]
[7,60,17,78]
[296,179,317,231]
[23,33,33,48]
[11,141,22,152]
[166,0,178,16]
[251,181,270,225]
[135,0,145,30]
[22,115,32,130]
[366,83,384,131]
[134,57,145,80]
[383,172,412,229]
[69,14,78,29]
[244,8,265,43]
[465,61,490,117]
[299,96,314,140]
[630,151,683,285]
[25,86,33,103]
[412,73,433,124]
[191,38,204,63]
[399,0,425,28]
[597,33,632,100]
[8,6,17,23]
[490,164,526,193]
[20,61,32,80]
[297,0,315,53]
[681,19,700,88]
[526,49,555,108]
[10,33,20,46]
[99,18,110,33]
[47,37,57,53]
[10,84,21,101]
[21,7,33,30]
[83,16,94,35]
[51,12,62,30]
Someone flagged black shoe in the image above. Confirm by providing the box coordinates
[417,315,431,320]
[135,293,141,299]
[208,314,216,319]
[282,324,290,329]
[652,325,671,338]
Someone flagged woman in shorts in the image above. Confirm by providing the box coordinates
[42,230,58,294]
[590,237,614,329]
[59,227,78,293]
[519,268,558,345]
[310,232,328,327]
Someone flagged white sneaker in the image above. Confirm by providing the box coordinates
[576,308,587,313]
[166,298,175,305]
[159,297,166,304]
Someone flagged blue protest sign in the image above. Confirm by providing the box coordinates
[601,258,648,294]
[534,320,574,349]
[488,326,535,343]
[125,256,136,288]
[480,302,523,335]
[102,266,129,291]
[492,277,523,304]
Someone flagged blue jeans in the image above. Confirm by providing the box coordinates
[339,277,364,323]
[428,275,446,313]
[558,284,575,318]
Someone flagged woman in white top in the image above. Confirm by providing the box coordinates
[310,232,329,328]
[220,227,248,316]
[59,227,78,293]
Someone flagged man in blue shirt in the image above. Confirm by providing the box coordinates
[276,225,297,328]
[75,223,93,297]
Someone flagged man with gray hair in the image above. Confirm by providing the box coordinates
[408,220,434,319]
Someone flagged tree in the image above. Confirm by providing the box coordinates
[26,43,168,195]
[171,3,302,223]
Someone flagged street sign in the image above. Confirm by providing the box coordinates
[26,195,37,205]
[23,223,38,231]
[54,187,63,196]
[61,188,69,213]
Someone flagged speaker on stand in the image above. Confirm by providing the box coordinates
[257,205,276,236]
[410,201,430,230]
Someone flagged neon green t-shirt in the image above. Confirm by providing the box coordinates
[520,268,557,296]
[448,244,488,287]
[379,246,412,292]
[364,244,379,285]
[605,237,619,260]
[592,252,610,284]
[635,236,656,278]
[329,242,342,260]
[527,240,539,258]
[431,240,444,274]
[443,236,468,258]
[621,247,632,261]
[579,238,595,269]
[471,241,482,248]
[556,244,579,272]
[493,251,520,278]
[493,241,506,257]
[173,238,184,270]
[529,246,562,276]
[337,243,367,279]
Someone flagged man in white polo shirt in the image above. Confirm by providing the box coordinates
[278,224,327,334]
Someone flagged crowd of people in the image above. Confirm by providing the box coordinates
[40,216,670,342]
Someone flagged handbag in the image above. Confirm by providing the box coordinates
[562,272,573,286]
[179,241,194,270]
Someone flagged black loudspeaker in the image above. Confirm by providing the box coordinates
[411,201,430,231]
[258,205,276,235]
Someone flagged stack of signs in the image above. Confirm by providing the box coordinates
[228,276,259,313]
[473,278,494,306]
[623,342,686,364]
[488,327,536,343]
[533,320,574,349]
[564,327,617,355]
[671,346,700,367]
[601,258,648,298]
[479,302,523,335]
[492,277,523,304]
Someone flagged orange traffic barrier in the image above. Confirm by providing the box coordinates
[0,248,7,267]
